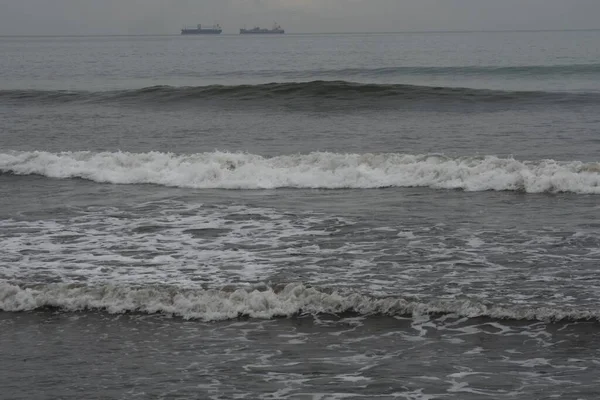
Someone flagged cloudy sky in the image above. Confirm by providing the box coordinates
[1,0,598,35]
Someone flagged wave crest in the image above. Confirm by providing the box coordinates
[0,81,596,107]
[1,150,599,194]
[1,282,597,323]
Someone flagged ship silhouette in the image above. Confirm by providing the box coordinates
[240,22,285,35]
[181,24,222,35]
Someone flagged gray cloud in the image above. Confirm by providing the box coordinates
[0,0,598,35]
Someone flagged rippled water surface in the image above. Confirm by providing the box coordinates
[2,31,600,399]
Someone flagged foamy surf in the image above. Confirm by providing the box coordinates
[1,281,597,322]
[1,150,599,194]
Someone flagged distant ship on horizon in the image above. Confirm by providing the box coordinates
[240,23,285,35]
[181,24,222,35]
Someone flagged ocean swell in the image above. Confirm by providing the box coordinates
[0,81,597,107]
[1,150,599,194]
[210,63,600,79]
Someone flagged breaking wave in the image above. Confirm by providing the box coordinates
[1,281,598,323]
[0,81,597,107]
[1,150,599,194]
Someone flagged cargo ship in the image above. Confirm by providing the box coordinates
[240,23,284,34]
[181,24,222,35]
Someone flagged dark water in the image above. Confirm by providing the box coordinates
[1,31,600,399]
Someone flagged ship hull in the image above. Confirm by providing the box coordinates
[239,30,284,35]
[181,30,222,35]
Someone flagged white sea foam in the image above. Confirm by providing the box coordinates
[0,202,345,288]
[2,281,598,322]
[1,150,599,194]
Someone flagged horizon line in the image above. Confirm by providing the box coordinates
[1,28,600,38]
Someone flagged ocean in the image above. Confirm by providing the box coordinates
[1,31,600,399]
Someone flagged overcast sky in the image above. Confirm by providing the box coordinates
[1,0,599,35]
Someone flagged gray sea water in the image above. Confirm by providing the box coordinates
[1,31,600,399]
